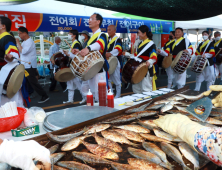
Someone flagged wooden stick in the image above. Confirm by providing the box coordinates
[64,39,72,49]
[12,57,31,64]
[215,48,222,58]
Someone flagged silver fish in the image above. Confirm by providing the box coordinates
[161,142,191,170]
[167,96,185,101]
[167,110,189,115]
[188,115,222,125]
[49,144,59,154]
[145,103,165,110]
[46,127,88,143]
[50,152,65,164]
[128,158,165,170]
[137,119,161,130]
[179,142,199,170]
[153,129,183,142]
[113,124,150,133]
[161,102,174,113]
[174,105,189,113]
[154,100,170,105]
[57,161,95,170]
[142,141,173,168]
[83,124,111,135]
[125,101,152,113]
[111,162,138,170]
[177,93,204,101]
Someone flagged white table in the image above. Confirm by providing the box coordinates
[0,98,152,141]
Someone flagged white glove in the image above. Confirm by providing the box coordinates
[132,56,142,62]
[147,59,156,69]
[124,52,134,58]
[203,53,213,58]
[0,139,51,170]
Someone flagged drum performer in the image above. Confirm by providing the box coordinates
[213,31,222,81]
[194,31,215,91]
[158,27,193,89]
[72,13,109,102]
[106,25,122,98]
[125,25,157,93]
[157,31,176,89]
[63,30,86,104]
[0,16,24,107]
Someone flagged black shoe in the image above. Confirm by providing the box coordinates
[38,95,49,103]
[124,82,130,89]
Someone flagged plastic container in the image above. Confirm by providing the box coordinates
[107,89,114,108]
[29,107,46,123]
[0,107,26,132]
[98,77,107,106]
[87,89,94,106]
[24,109,38,127]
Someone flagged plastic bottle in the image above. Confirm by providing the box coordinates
[107,89,114,108]
[160,22,163,33]
[87,89,94,106]
[150,24,153,32]
[155,24,158,33]
[98,77,107,106]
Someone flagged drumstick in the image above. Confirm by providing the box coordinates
[215,48,222,58]
[64,39,72,49]
[12,57,31,64]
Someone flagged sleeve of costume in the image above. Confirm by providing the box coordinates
[21,40,33,55]
[110,49,119,57]
[208,42,215,57]
[4,36,19,62]
[89,33,108,56]
[195,44,201,56]
[159,49,168,57]
[164,44,171,56]
[149,45,157,63]
[187,41,193,55]
[114,39,122,55]
[49,45,53,58]
[74,42,82,50]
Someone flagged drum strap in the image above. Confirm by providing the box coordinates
[203,41,211,55]
[136,41,154,58]
[0,62,19,103]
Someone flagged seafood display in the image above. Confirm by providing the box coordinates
[33,88,218,170]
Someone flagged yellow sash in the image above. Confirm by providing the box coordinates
[0,32,11,40]
[71,40,80,48]
[214,38,222,47]
[172,37,184,51]
[107,36,118,50]
[138,38,150,49]
[166,39,175,47]
[200,40,210,52]
[87,32,101,46]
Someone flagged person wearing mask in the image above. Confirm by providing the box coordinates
[157,31,176,89]
[0,16,24,107]
[80,30,90,48]
[49,36,67,92]
[0,138,51,170]
[157,27,193,89]
[194,31,215,91]
[63,30,86,104]
[106,25,122,98]
[16,27,49,103]
[71,13,109,102]
[213,31,222,82]
[124,25,157,93]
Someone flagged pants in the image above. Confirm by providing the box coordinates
[25,68,47,97]
[165,67,174,88]
[174,70,187,89]
[108,61,121,98]
[49,69,66,91]
[67,77,85,101]
[88,72,106,101]
[195,65,215,91]
[216,64,222,80]
[132,71,153,94]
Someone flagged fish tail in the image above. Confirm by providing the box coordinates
[130,142,140,148]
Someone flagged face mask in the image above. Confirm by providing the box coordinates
[169,35,173,40]
[215,36,221,41]
[202,35,208,40]
[68,34,72,40]
[81,35,85,40]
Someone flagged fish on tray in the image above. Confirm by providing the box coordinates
[57,161,95,170]
[188,115,222,125]
[137,119,161,130]
[176,93,204,101]
[111,162,139,170]
[50,152,65,164]
[48,144,59,154]
[125,101,152,113]
[113,129,144,142]
[153,129,183,142]
[140,133,173,144]
[113,124,150,133]
[128,158,165,170]
[83,124,111,135]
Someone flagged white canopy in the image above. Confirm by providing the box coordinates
[176,15,222,34]
[0,0,118,18]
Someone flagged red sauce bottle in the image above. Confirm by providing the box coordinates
[98,77,107,106]
[86,89,94,106]
[107,89,114,108]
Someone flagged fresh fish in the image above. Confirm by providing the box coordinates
[179,143,200,170]
[83,124,111,135]
[153,129,183,142]
[111,163,138,170]
[101,130,139,147]
[145,103,165,110]
[177,93,204,101]
[81,140,119,161]
[128,147,170,169]
[46,128,87,143]
[113,129,144,142]
[61,135,90,151]
[125,101,152,113]
[174,105,189,113]
[167,110,189,115]
[72,151,112,164]
[104,111,158,124]
[57,161,95,170]
[161,142,191,170]
[137,119,160,130]
[49,144,59,154]
[114,124,150,133]
[92,132,122,152]
[167,96,185,101]
[161,102,174,113]
[142,141,173,167]
[140,133,173,144]
[154,100,170,105]
[50,152,65,164]
[53,165,69,170]
[128,158,165,170]
[188,115,222,125]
